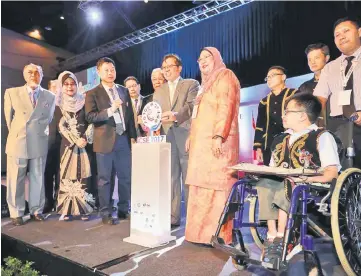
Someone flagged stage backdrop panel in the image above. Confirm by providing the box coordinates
[238,73,313,162]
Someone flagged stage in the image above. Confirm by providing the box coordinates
[1,206,347,276]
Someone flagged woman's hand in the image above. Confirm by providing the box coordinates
[212,136,223,158]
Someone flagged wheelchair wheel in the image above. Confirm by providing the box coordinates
[249,196,268,249]
[331,168,361,276]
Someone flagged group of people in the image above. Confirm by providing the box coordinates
[3,16,361,259]
[252,16,361,263]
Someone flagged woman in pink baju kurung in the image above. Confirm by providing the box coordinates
[185,47,240,245]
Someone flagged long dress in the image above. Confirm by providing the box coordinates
[56,107,95,216]
[185,69,240,244]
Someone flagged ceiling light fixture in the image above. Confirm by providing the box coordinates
[60,16,65,20]
[86,7,102,26]
[144,0,149,3]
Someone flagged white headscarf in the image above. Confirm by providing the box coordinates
[55,71,85,113]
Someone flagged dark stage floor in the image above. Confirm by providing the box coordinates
[1,208,347,276]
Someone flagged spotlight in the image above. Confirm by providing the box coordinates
[86,7,102,25]
[144,0,148,3]
[28,29,42,40]
[60,16,64,20]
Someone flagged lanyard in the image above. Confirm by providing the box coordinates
[340,51,361,88]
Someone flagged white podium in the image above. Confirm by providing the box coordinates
[123,142,176,247]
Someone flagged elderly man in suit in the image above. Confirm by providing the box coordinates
[124,76,150,137]
[153,54,200,226]
[4,63,56,226]
[85,57,137,225]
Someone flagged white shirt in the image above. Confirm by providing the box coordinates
[269,124,341,171]
[131,95,141,114]
[168,76,181,104]
[313,46,361,116]
[104,84,126,130]
[26,85,40,105]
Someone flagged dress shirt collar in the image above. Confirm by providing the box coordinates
[168,76,181,87]
[26,84,40,95]
[284,124,318,135]
[341,46,361,62]
[103,83,116,93]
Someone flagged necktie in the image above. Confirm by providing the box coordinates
[31,91,37,108]
[169,82,175,104]
[343,56,355,118]
[109,88,124,135]
[134,98,139,114]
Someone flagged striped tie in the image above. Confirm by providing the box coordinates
[109,88,124,135]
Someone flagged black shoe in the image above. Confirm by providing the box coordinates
[43,202,54,214]
[11,217,24,226]
[117,211,130,220]
[30,214,45,221]
[102,215,119,225]
[263,237,283,263]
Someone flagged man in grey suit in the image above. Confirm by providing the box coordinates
[153,54,200,226]
[4,63,56,226]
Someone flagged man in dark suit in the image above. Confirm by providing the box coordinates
[85,57,137,225]
[124,76,150,137]
[43,80,62,213]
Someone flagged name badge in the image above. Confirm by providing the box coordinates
[337,89,352,106]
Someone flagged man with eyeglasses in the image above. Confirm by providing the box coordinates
[153,54,199,227]
[254,66,298,166]
[313,16,361,169]
[124,76,149,137]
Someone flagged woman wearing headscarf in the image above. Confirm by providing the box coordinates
[56,71,95,221]
[185,47,240,245]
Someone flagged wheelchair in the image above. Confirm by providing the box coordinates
[211,167,361,275]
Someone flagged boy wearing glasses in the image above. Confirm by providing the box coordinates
[153,54,199,227]
[256,93,341,263]
[254,66,298,165]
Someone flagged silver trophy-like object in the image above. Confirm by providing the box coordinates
[141,101,162,137]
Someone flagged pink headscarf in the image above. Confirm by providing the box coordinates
[200,47,227,92]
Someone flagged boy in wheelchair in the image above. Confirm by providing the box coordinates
[256,93,341,263]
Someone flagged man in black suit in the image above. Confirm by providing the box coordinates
[124,76,150,137]
[85,57,137,225]
[43,80,62,213]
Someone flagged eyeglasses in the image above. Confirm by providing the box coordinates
[161,64,178,71]
[264,73,283,82]
[197,55,212,63]
[283,109,305,116]
[126,84,138,89]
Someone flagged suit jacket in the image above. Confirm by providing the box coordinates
[4,85,56,159]
[153,78,199,135]
[48,106,62,150]
[85,83,137,153]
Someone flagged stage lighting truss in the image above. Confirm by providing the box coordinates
[78,0,104,12]
[60,0,252,70]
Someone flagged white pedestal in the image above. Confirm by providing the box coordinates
[123,142,176,247]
